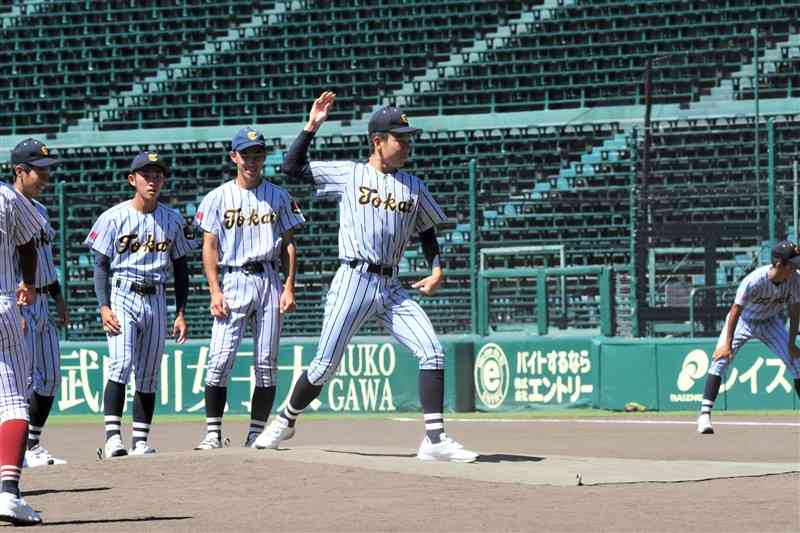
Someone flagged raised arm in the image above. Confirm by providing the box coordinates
[281,91,336,179]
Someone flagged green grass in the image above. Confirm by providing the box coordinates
[45,408,799,425]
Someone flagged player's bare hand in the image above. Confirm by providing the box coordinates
[209,291,230,319]
[16,282,36,306]
[280,287,296,314]
[173,314,188,344]
[55,296,70,327]
[789,344,800,359]
[712,345,732,361]
[412,270,444,296]
[306,91,336,131]
[100,306,121,336]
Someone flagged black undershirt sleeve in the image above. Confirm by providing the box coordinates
[419,227,442,269]
[92,251,112,308]
[172,256,189,314]
[281,129,315,180]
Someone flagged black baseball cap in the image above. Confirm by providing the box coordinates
[10,138,58,168]
[368,106,422,136]
[131,151,169,176]
[771,241,800,267]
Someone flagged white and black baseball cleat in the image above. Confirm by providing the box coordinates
[103,435,129,458]
[696,414,714,434]
[0,492,42,526]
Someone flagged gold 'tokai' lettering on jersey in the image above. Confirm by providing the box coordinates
[117,234,172,254]
[223,208,278,229]
[358,187,414,213]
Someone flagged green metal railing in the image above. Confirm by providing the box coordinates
[688,284,737,337]
[477,266,614,336]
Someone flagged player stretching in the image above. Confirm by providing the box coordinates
[193,128,304,450]
[697,241,800,434]
[11,139,69,468]
[0,164,48,524]
[255,92,479,462]
[85,152,192,457]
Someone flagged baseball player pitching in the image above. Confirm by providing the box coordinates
[10,139,69,468]
[193,127,304,450]
[0,157,50,524]
[254,92,478,462]
[697,241,800,434]
[85,151,192,457]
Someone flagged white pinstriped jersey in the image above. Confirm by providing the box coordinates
[84,201,192,284]
[0,182,44,293]
[195,179,305,267]
[734,265,800,321]
[13,199,57,288]
[309,161,446,266]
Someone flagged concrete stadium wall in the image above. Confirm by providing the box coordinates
[49,334,795,416]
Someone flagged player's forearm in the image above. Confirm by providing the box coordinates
[282,238,298,290]
[92,251,112,308]
[173,256,189,315]
[201,242,223,296]
[725,305,742,345]
[16,240,37,285]
[788,305,800,343]
[419,227,443,272]
[281,130,315,179]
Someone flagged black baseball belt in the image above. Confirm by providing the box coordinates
[114,279,158,296]
[347,259,395,277]
[226,261,277,275]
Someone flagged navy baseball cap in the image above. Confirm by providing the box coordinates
[368,106,422,136]
[771,241,800,267]
[130,151,169,176]
[231,127,266,152]
[10,138,58,167]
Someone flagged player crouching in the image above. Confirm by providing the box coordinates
[697,241,800,434]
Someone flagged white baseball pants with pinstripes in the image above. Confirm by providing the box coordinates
[21,296,60,397]
[307,264,445,386]
[710,314,800,379]
[205,267,282,388]
[106,280,167,394]
[0,294,30,423]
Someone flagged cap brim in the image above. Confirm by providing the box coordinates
[233,141,267,152]
[132,162,170,176]
[28,157,58,168]
[388,126,422,135]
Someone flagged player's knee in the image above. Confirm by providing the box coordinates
[306,362,335,386]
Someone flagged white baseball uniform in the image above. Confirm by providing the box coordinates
[0,183,44,423]
[711,265,800,378]
[195,179,304,388]
[14,199,60,397]
[84,200,192,393]
[305,160,446,385]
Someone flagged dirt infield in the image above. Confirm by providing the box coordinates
[17,414,800,532]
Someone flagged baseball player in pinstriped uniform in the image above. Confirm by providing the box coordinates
[254,92,478,462]
[0,171,48,525]
[193,127,304,450]
[697,241,800,434]
[85,151,192,458]
[10,139,69,468]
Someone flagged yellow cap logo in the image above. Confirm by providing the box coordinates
[148,153,159,162]
[41,146,49,155]
[247,130,258,141]
[400,114,409,125]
